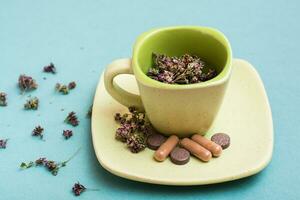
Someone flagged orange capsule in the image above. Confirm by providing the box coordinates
[154,135,179,162]
[180,138,212,162]
[191,134,222,157]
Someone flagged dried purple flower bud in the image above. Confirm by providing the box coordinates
[43,63,56,74]
[55,83,69,95]
[115,124,131,142]
[72,182,86,196]
[24,97,39,110]
[32,125,44,139]
[35,157,47,165]
[63,130,73,139]
[114,113,121,122]
[18,74,38,92]
[65,112,79,126]
[68,81,76,90]
[0,139,8,149]
[0,92,7,106]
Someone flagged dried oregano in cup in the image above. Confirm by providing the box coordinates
[147,53,217,84]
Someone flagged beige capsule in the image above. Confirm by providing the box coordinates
[191,134,222,157]
[180,138,212,162]
[154,135,179,162]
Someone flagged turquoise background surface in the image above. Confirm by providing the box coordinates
[0,0,299,199]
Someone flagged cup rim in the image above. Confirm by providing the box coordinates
[132,26,232,90]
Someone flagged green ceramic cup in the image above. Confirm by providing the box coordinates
[104,26,232,137]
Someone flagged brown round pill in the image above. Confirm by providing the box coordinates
[147,133,167,150]
[211,133,230,149]
[170,147,190,165]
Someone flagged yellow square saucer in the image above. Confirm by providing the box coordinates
[91,59,273,185]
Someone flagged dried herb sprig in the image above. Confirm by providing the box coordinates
[72,182,99,196]
[43,63,56,74]
[0,139,8,149]
[24,97,39,110]
[32,125,44,139]
[20,148,81,176]
[18,74,38,92]
[63,130,73,139]
[147,53,217,84]
[65,112,79,126]
[114,106,149,153]
[0,92,7,106]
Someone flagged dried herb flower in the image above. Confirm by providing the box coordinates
[55,83,69,95]
[32,125,44,139]
[24,97,39,110]
[43,63,56,74]
[68,81,76,90]
[63,130,73,139]
[147,53,217,84]
[20,148,81,176]
[0,139,8,149]
[0,92,7,106]
[35,157,47,165]
[114,107,150,153]
[126,133,146,153]
[72,182,86,196]
[18,74,38,92]
[72,182,99,196]
[65,112,79,126]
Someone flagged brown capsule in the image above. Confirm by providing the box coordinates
[154,135,179,162]
[191,134,222,157]
[180,138,212,162]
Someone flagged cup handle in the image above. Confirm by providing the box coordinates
[104,58,144,111]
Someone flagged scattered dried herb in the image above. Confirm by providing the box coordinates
[20,148,81,176]
[32,125,44,139]
[114,106,149,153]
[56,82,76,94]
[0,92,7,106]
[86,105,93,118]
[65,112,79,127]
[20,161,34,169]
[72,182,86,196]
[63,130,73,139]
[24,97,39,110]
[72,182,99,196]
[147,53,217,84]
[0,139,8,149]
[68,81,76,90]
[18,74,38,92]
[55,83,69,95]
[43,63,56,74]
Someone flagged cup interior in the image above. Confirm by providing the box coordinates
[133,26,231,85]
